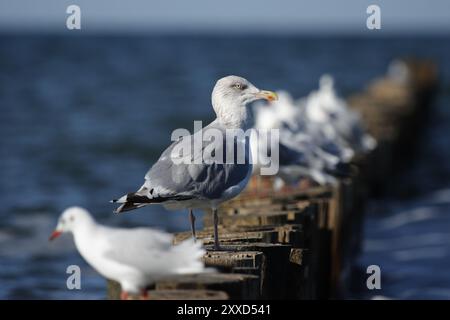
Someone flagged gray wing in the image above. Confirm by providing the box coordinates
[143,121,252,200]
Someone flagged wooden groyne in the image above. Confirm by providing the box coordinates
[107,59,437,300]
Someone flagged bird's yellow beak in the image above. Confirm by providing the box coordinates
[255,90,278,102]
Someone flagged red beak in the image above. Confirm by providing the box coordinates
[49,230,62,241]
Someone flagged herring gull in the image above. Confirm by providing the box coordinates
[112,76,277,250]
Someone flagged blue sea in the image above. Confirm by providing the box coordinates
[0,34,449,299]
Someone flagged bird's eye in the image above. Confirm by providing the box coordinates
[233,83,248,90]
[70,216,75,222]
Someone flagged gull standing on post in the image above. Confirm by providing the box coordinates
[251,90,350,187]
[49,207,209,300]
[304,75,377,155]
[112,76,277,250]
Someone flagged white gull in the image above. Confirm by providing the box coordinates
[49,206,209,300]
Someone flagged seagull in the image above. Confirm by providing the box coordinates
[251,90,349,187]
[49,206,209,300]
[111,76,277,250]
[304,75,376,155]
[251,74,378,189]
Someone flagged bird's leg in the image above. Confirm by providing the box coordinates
[139,289,149,300]
[212,208,221,250]
[120,291,129,300]
[189,209,197,241]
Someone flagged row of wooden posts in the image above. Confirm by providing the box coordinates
[108,59,437,299]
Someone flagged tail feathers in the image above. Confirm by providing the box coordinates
[111,190,149,204]
[111,190,152,214]
[172,239,214,274]
[111,189,194,214]
[113,202,148,214]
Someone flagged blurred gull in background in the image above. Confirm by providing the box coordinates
[251,75,376,189]
[303,75,377,156]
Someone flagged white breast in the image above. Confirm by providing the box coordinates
[74,230,144,293]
